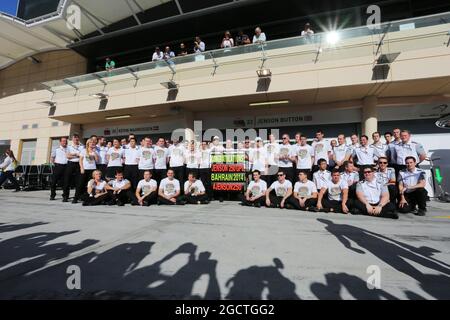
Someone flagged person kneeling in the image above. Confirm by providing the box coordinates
[184,172,209,204]
[158,169,184,205]
[242,170,267,207]
[132,170,158,206]
[316,169,351,213]
[353,167,398,219]
[288,171,317,211]
[397,156,428,216]
[82,170,111,206]
[265,170,293,209]
[106,170,133,206]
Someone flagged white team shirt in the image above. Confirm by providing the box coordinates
[325,179,348,202]
[294,144,314,169]
[138,147,155,170]
[67,144,85,163]
[353,145,375,165]
[199,149,211,169]
[137,179,158,196]
[313,170,331,190]
[398,168,426,192]
[356,179,388,204]
[52,146,68,165]
[312,140,331,165]
[250,147,267,172]
[88,179,107,193]
[169,144,185,167]
[375,168,396,185]
[153,146,169,170]
[186,150,200,169]
[184,180,206,194]
[278,144,294,168]
[247,180,268,197]
[0,156,16,171]
[293,180,316,197]
[159,178,180,197]
[107,148,124,167]
[270,180,293,197]
[393,140,426,165]
[333,144,349,163]
[97,146,108,165]
[124,147,140,165]
[371,142,388,161]
[341,171,359,186]
[109,179,130,189]
[265,143,280,166]
[80,149,98,170]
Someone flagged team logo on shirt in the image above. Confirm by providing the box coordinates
[86,154,95,163]
[276,187,286,197]
[165,183,175,194]
[330,186,341,196]
[142,185,151,194]
[280,148,289,156]
[255,151,261,159]
[202,152,209,161]
[298,186,309,197]
[315,143,324,153]
[111,152,120,161]
[156,149,165,158]
[189,185,198,194]
[142,150,152,160]
[172,149,181,157]
[189,155,195,164]
[251,186,261,196]
[267,145,274,154]
[298,149,308,159]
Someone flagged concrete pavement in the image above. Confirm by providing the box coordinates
[0,190,449,299]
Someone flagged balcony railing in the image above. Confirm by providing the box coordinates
[42,11,450,93]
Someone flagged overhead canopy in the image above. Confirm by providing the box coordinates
[0,0,262,70]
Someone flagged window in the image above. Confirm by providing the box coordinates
[20,140,37,165]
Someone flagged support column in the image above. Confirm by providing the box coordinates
[362,96,378,142]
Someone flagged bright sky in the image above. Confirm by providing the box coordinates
[0,0,19,16]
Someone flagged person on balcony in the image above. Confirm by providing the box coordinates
[152,47,164,61]
[253,27,267,44]
[235,30,251,46]
[194,36,206,53]
[105,57,115,71]
[221,31,234,48]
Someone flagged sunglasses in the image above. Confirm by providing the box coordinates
[282,137,288,140]
[378,161,388,164]
[364,171,372,174]
[277,174,284,177]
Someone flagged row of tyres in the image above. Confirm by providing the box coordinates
[2,164,64,191]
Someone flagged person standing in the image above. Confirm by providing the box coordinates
[311,130,331,172]
[371,132,388,162]
[398,156,428,216]
[389,128,402,170]
[105,58,115,71]
[63,133,84,203]
[96,136,108,179]
[78,139,99,202]
[199,141,212,199]
[194,36,206,53]
[332,134,350,172]
[265,134,280,185]
[353,167,398,219]
[293,134,314,180]
[106,139,124,181]
[301,23,314,38]
[393,130,427,175]
[278,134,295,183]
[0,150,20,192]
[153,137,169,184]
[352,135,375,180]
[152,47,164,61]
[132,170,158,206]
[168,139,186,192]
[123,137,140,190]
[249,137,268,181]
[288,171,317,211]
[163,46,175,61]
[185,141,200,178]
[347,134,360,155]
[221,31,234,48]
[179,43,188,56]
[235,30,251,46]
[138,137,155,180]
[253,27,267,44]
[50,137,68,200]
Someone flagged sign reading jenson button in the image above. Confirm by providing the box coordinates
[211,151,246,192]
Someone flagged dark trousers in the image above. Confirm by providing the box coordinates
[199,168,212,198]
[50,164,66,198]
[124,165,139,190]
[353,200,396,218]
[63,162,81,200]
[266,165,279,186]
[78,169,95,198]
[185,193,209,204]
[241,196,266,207]
[287,196,317,210]
[348,184,357,199]
[106,166,123,180]
[154,169,167,185]
[170,166,185,192]
[278,167,294,184]
[108,189,133,204]
[0,171,20,190]
[393,164,407,179]
[157,195,185,205]
[321,197,353,213]
[387,185,397,204]
[267,191,290,208]
[97,164,107,179]
[398,188,428,213]
[82,193,111,206]
[131,191,157,206]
